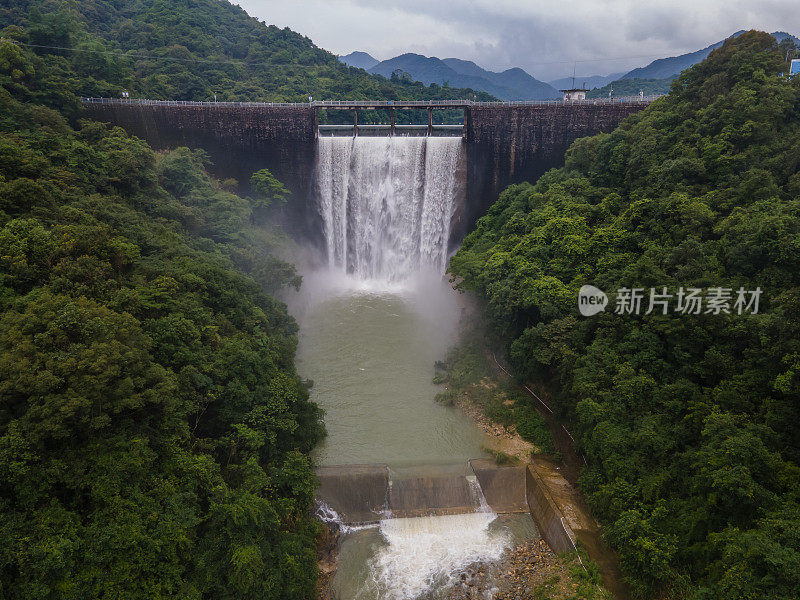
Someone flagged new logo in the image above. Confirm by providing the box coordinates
[578,285,608,316]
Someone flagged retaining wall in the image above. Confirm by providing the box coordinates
[525,464,577,554]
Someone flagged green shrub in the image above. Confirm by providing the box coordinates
[483,446,518,465]
[434,390,456,406]
[514,405,555,453]
[484,399,514,426]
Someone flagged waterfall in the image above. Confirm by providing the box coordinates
[315,136,465,282]
[466,474,492,514]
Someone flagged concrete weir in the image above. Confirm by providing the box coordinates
[389,464,478,518]
[316,464,390,523]
[316,460,578,557]
[470,458,528,514]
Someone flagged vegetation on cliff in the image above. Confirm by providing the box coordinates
[0,17,325,600]
[450,32,800,599]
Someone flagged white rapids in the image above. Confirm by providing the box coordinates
[360,513,512,600]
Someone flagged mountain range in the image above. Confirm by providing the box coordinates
[623,31,800,80]
[547,73,625,90]
[340,51,560,100]
[340,31,799,100]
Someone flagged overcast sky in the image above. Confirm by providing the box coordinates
[233,0,798,81]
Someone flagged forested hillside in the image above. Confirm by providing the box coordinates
[451,32,800,599]
[0,0,494,105]
[586,78,673,99]
[0,10,327,600]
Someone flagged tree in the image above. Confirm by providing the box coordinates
[249,168,289,224]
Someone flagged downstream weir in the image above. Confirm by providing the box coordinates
[316,460,529,523]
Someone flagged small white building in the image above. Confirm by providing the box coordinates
[560,88,588,101]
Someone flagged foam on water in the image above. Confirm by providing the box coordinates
[316,500,381,535]
[360,513,512,600]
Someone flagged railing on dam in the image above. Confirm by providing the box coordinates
[318,123,464,137]
[80,96,662,109]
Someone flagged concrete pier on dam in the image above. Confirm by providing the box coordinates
[80,97,655,243]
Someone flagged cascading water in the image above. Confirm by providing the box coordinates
[360,469,511,599]
[315,136,464,282]
[319,466,514,599]
[364,512,512,600]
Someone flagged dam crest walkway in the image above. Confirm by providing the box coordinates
[81,96,661,109]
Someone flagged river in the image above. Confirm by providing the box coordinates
[285,135,537,600]
[292,271,486,467]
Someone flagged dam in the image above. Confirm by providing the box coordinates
[81,97,655,244]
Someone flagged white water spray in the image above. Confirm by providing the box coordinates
[361,513,512,600]
[316,500,380,535]
[315,136,464,282]
[351,471,509,599]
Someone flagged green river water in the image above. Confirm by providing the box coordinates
[292,272,488,467]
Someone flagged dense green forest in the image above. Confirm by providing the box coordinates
[586,78,672,99]
[451,32,800,599]
[0,0,494,124]
[0,6,331,599]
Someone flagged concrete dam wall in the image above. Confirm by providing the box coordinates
[82,101,321,236]
[458,103,646,241]
[81,100,649,244]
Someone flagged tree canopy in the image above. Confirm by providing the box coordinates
[0,0,495,127]
[0,11,324,599]
[450,32,800,599]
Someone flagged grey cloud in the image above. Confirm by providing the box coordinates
[241,0,800,80]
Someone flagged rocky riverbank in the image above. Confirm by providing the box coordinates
[453,390,535,464]
[316,522,339,600]
[448,537,608,600]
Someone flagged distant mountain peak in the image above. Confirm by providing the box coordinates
[621,30,798,80]
[339,51,379,70]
